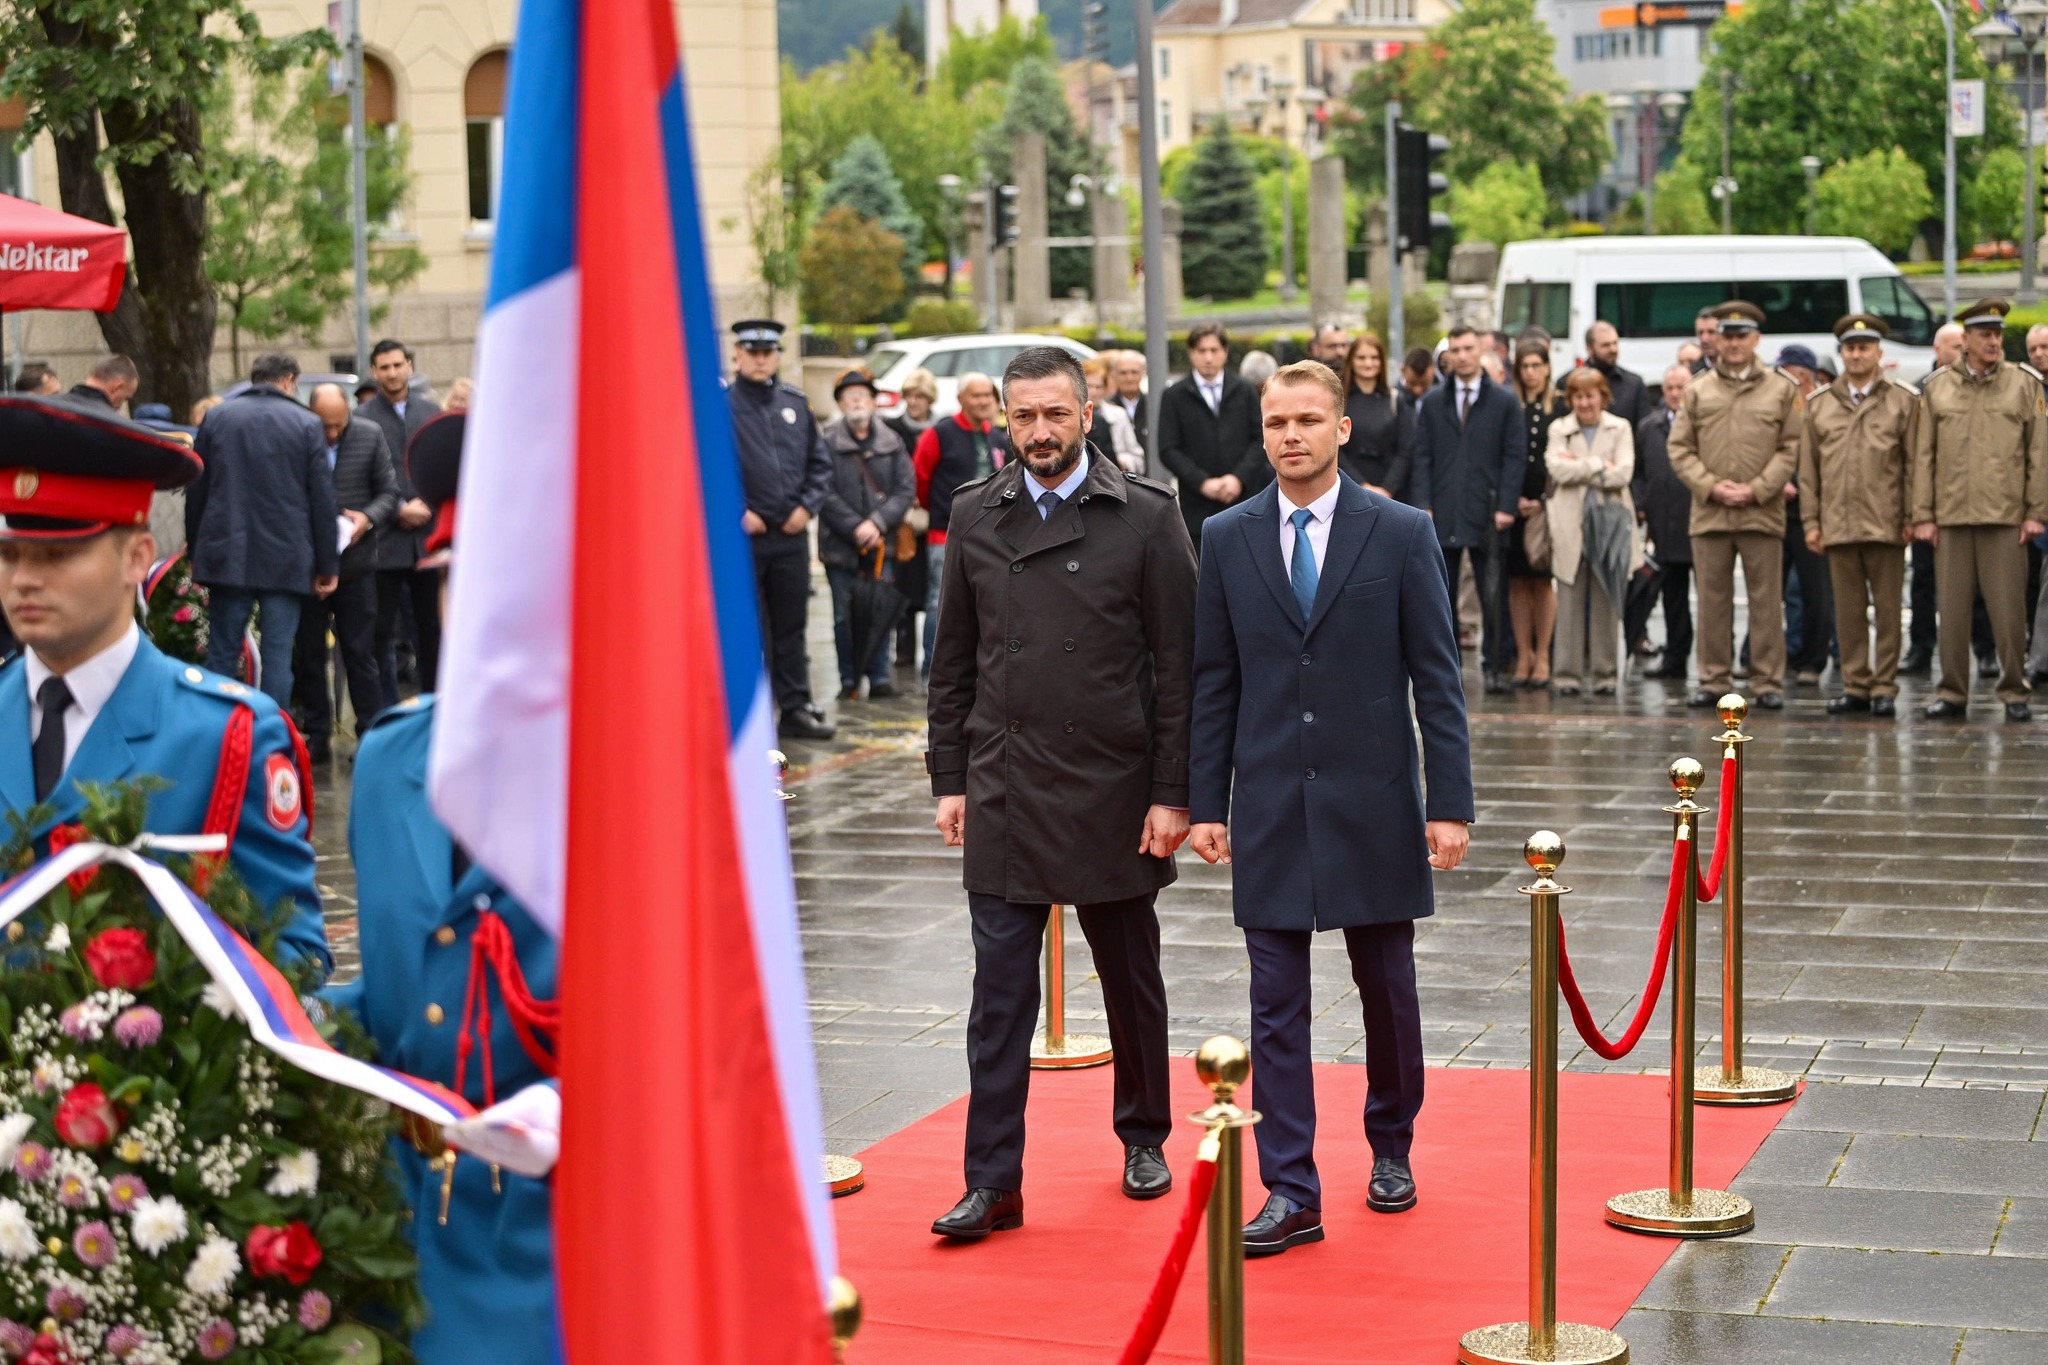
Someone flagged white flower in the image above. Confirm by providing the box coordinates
[43,923,69,953]
[130,1195,189,1255]
[199,982,238,1019]
[183,1234,239,1297]
[0,1112,31,1170]
[263,1150,318,1199]
[0,1198,36,1262]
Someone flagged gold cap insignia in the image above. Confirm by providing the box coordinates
[13,470,38,500]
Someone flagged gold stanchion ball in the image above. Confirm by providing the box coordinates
[1523,829,1566,878]
[1668,755,1704,798]
[1195,1034,1251,1098]
[1716,693,1748,727]
[829,1275,863,1349]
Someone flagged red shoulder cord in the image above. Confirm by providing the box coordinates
[194,705,255,893]
[452,911,560,1108]
[278,712,317,834]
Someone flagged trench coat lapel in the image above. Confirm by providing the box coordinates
[1303,478,1381,639]
[1236,482,1303,632]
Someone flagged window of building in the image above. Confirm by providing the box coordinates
[1158,45,1170,78]
[0,93,25,199]
[1159,100,1172,141]
[465,50,508,227]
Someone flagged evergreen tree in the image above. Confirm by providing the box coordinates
[888,2,924,66]
[1178,120,1267,301]
[817,133,924,300]
[980,56,1100,299]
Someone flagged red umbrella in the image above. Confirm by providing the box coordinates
[0,192,126,314]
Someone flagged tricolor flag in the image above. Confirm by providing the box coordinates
[428,0,837,1358]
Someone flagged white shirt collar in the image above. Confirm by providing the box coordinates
[1197,372,1223,391]
[1278,479,1341,525]
[26,622,141,772]
[1027,449,1091,509]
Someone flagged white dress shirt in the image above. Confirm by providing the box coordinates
[1197,374,1224,413]
[1278,480,1340,578]
[26,621,141,772]
[1454,378,1479,421]
[1027,450,1091,516]
[1847,381,1873,406]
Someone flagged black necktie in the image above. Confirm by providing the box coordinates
[33,677,72,804]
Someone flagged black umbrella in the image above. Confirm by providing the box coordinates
[845,545,906,681]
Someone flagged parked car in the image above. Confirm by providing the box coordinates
[859,333,1098,418]
[1495,236,1941,385]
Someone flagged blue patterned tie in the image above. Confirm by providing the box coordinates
[1289,507,1318,619]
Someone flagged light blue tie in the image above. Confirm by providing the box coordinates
[1289,507,1318,619]
[1037,490,1061,520]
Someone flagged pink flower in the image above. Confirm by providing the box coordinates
[103,1326,144,1358]
[55,1172,94,1208]
[57,1004,96,1041]
[105,1174,146,1213]
[196,1319,235,1360]
[171,606,195,623]
[111,1007,161,1050]
[72,1220,115,1268]
[12,1143,50,1181]
[296,1289,332,1330]
[44,1285,83,1322]
[0,1321,33,1357]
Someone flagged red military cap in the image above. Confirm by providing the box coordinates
[0,392,201,538]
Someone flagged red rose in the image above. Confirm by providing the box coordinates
[83,928,154,990]
[45,823,96,896]
[246,1222,323,1286]
[53,1082,122,1149]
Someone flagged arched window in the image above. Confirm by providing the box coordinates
[0,92,26,199]
[465,50,508,227]
[365,54,397,132]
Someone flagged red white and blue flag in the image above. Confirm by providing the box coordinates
[428,0,837,1358]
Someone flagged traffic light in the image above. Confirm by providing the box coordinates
[998,184,1021,246]
[1394,125,1450,259]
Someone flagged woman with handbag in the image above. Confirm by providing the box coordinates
[820,368,916,700]
[1544,366,1640,696]
[1507,339,1567,687]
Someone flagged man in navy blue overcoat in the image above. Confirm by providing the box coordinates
[1189,360,1476,1257]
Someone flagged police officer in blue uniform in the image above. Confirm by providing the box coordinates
[327,412,560,1365]
[0,392,328,971]
[728,318,836,741]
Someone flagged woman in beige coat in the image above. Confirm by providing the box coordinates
[1545,368,1641,694]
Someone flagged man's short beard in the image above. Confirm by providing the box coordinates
[1021,434,1083,482]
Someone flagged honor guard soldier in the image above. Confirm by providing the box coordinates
[0,392,329,971]
[1802,314,1919,717]
[727,318,836,741]
[326,412,562,1365]
[1912,298,2048,721]
[1668,299,1802,710]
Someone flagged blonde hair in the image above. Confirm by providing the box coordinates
[1265,360,1344,414]
[899,366,939,403]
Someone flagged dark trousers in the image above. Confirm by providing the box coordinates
[1244,921,1424,1212]
[1438,539,1506,672]
[375,567,442,705]
[964,892,1171,1191]
[752,531,814,714]
[291,575,383,744]
[1783,510,1834,674]
[204,587,303,708]
[1624,562,1693,665]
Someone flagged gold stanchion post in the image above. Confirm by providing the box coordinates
[1695,695,1796,1106]
[1460,833,1628,1365]
[1190,1036,1260,1365]
[1606,759,1755,1238]
[829,1275,862,1362]
[1031,905,1113,1069]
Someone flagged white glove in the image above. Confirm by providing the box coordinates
[441,1082,561,1179]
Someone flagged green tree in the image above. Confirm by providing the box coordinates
[818,133,924,297]
[1178,120,1268,301]
[1966,146,2025,246]
[729,151,803,317]
[1325,59,1407,194]
[1813,147,1935,255]
[205,72,427,375]
[0,0,330,412]
[1650,164,1717,235]
[933,14,1056,102]
[980,56,1099,298]
[1449,161,1548,246]
[888,1,924,65]
[800,204,907,346]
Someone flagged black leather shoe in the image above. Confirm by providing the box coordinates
[2007,702,2033,723]
[1483,667,1508,695]
[1368,1156,1417,1213]
[867,680,899,700]
[1754,692,1784,710]
[778,705,836,741]
[1122,1145,1172,1200]
[1924,698,1968,720]
[1871,696,1896,717]
[1978,654,2001,679]
[1685,689,1719,708]
[1827,694,1871,715]
[1242,1194,1324,1257]
[1899,646,1933,676]
[932,1187,1023,1240]
[1645,664,1688,680]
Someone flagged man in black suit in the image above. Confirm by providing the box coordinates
[1629,364,1696,677]
[1585,321,1653,427]
[1157,323,1266,544]
[295,384,400,760]
[1189,360,1473,1256]
[1411,326,1524,692]
[356,338,442,702]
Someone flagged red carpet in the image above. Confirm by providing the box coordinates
[835,1063,1791,1362]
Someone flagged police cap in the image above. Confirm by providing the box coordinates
[1956,298,2011,330]
[731,318,786,350]
[0,392,203,539]
[1833,313,1890,343]
[1711,300,1766,334]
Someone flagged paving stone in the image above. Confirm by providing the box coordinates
[1991,1197,2048,1257]
[1958,1329,2048,1364]
[1733,1128,1852,1186]
[1617,1307,1962,1365]
[1730,1181,2008,1253]
[1634,1239,1788,1313]
[1834,1135,2048,1196]
[1765,1245,2048,1331]
[1782,1083,2045,1139]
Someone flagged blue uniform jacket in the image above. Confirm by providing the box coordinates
[328,696,558,1365]
[0,637,328,970]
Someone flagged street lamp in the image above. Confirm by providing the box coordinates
[1800,155,1822,235]
[1606,92,1636,226]
[1609,87,1687,235]
[1271,75,1298,302]
[1655,90,1688,234]
[936,173,962,304]
[1975,0,2048,300]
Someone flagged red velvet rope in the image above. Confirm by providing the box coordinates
[1115,1142,1222,1365]
[1694,753,1737,902]
[453,911,560,1108]
[1556,838,1689,1061]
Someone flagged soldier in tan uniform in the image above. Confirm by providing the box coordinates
[1668,299,1801,709]
[1801,314,1917,717]
[1912,297,2048,722]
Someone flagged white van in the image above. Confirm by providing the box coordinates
[1494,236,1941,386]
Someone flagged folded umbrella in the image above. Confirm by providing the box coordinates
[1581,496,1635,615]
[845,545,906,680]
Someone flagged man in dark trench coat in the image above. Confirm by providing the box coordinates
[924,346,1199,1240]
